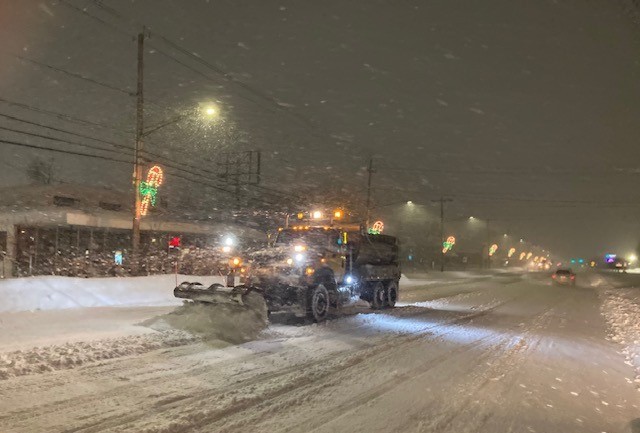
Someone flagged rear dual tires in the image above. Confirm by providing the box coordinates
[371,282,386,309]
[370,281,398,310]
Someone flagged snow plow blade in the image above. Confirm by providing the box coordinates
[174,282,261,306]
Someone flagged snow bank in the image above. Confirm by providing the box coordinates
[0,274,230,313]
[0,330,194,380]
[600,288,640,388]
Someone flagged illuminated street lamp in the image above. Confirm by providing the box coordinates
[200,102,220,120]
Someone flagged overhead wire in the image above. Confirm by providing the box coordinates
[0,138,131,164]
[82,0,334,142]
[12,53,133,96]
[0,125,131,157]
[0,112,133,151]
[0,110,299,202]
[0,96,132,135]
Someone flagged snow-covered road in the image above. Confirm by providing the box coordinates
[1,271,639,432]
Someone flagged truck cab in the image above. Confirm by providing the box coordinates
[273,225,355,288]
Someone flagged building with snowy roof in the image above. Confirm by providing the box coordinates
[0,184,265,278]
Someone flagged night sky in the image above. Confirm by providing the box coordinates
[1,0,640,258]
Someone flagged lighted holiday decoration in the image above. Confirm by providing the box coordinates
[369,220,385,234]
[139,165,164,216]
[508,247,516,258]
[519,252,526,261]
[489,244,498,256]
[442,236,456,254]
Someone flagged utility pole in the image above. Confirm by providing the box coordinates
[486,219,492,269]
[432,196,453,272]
[131,27,145,272]
[365,157,375,227]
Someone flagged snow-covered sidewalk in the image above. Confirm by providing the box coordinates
[599,287,640,388]
[0,274,230,313]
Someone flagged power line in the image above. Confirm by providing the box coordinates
[0,138,131,165]
[0,112,133,151]
[447,191,640,205]
[12,53,133,96]
[0,125,130,158]
[379,164,640,177]
[0,109,297,201]
[58,0,133,38]
[79,1,328,138]
[0,97,131,134]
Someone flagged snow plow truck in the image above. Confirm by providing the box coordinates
[174,215,401,322]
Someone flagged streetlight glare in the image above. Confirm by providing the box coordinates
[468,216,475,220]
[200,102,220,120]
[406,200,413,205]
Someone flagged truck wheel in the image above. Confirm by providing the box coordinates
[370,282,386,309]
[386,280,398,308]
[310,285,330,322]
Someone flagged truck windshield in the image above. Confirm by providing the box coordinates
[275,228,340,248]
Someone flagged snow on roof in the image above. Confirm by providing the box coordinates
[0,184,265,239]
[0,183,129,212]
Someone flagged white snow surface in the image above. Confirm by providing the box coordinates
[0,274,231,313]
[597,273,640,389]
[1,271,640,433]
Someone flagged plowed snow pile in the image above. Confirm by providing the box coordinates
[600,288,640,388]
[143,295,269,345]
[0,330,194,380]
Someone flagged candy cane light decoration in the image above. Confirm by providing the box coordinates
[139,165,164,216]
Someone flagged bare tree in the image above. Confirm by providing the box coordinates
[26,158,54,185]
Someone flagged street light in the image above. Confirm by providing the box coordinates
[200,102,220,120]
[144,103,221,137]
[406,200,413,205]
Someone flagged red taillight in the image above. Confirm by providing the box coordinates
[552,274,556,279]
[570,275,575,280]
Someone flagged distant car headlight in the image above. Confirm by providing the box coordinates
[345,275,355,284]
[294,253,306,263]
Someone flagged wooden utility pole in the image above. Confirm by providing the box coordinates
[365,157,375,227]
[432,196,453,272]
[131,28,145,271]
[486,219,492,269]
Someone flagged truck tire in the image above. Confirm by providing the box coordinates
[310,284,330,322]
[370,282,386,309]
[386,280,398,308]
